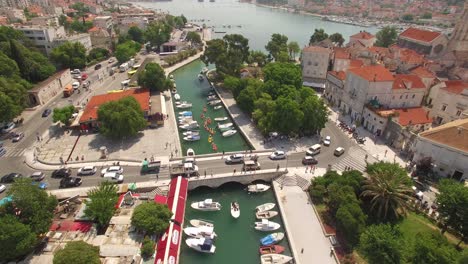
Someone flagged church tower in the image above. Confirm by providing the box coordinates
[447,1,468,62]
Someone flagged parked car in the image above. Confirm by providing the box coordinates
[42,108,52,117]
[302,156,318,165]
[70,69,81,75]
[82,80,91,88]
[0,184,6,193]
[72,81,80,90]
[2,122,15,133]
[51,168,71,178]
[1,173,22,183]
[60,177,82,188]
[81,73,88,80]
[94,63,102,70]
[225,154,244,164]
[334,147,345,156]
[78,166,97,176]
[323,136,331,146]
[269,150,286,160]
[101,166,123,176]
[30,171,45,181]
[32,181,48,189]
[11,132,24,142]
[103,172,124,183]
[108,58,114,64]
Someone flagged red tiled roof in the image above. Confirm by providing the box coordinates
[399,27,441,43]
[334,48,350,59]
[394,108,432,126]
[368,46,389,54]
[348,65,394,82]
[393,74,426,90]
[349,59,364,69]
[328,71,346,80]
[441,80,468,94]
[303,46,331,53]
[350,31,375,40]
[80,88,150,123]
[410,66,435,78]
[88,26,100,32]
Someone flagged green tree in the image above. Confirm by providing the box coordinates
[9,39,55,82]
[180,14,187,24]
[270,97,303,134]
[70,19,93,33]
[201,34,249,76]
[0,215,37,262]
[224,76,248,98]
[236,79,263,114]
[327,184,357,214]
[359,224,404,264]
[53,241,100,264]
[309,28,328,44]
[131,202,173,234]
[247,50,268,67]
[375,26,398,48]
[58,14,69,28]
[329,33,345,47]
[436,179,468,245]
[459,250,468,264]
[141,237,156,259]
[51,41,87,69]
[300,94,328,135]
[361,162,413,221]
[186,31,202,45]
[84,182,119,228]
[145,22,171,51]
[421,12,432,19]
[0,50,19,78]
[412,232,460,264]
[401,14,414,21]
[138,63,172,92]
[53,105,76,126]
[287,41,300,60]
[252,95,275,134]
[114,40,141,63]
[87,47,110,63]
[265,33,288,61]
[128,26,145,44]
[336,201,367,247]
[98,97,147,139]
[263,62,302,90]
[5,178,58,234]
[0,77,30,120]
[0,92,22,123]
[0,26,24,42]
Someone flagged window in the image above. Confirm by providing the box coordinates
[400,95,403,99]
[37,37,45,40]
[412,94,415,98]
[405,94,408,99]
[392,96,395,99]
[441,105,447,111]
[456,109,462,116]
[308,61,311,66]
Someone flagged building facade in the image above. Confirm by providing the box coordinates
[16,25,66,55]
[427,80,468,125]
[348,31,376,48]
[28,69,72,106]
[301,46,331,85]
[54,33,93,52]
[397,27,448,57]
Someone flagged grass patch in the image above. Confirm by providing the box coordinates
[314,203,327,214]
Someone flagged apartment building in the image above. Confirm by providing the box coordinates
[427,80,468,125]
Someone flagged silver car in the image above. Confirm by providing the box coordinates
[101,166,123,176]
[78,166,97,176]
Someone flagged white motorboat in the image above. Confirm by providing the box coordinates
[187,148,195,156]
[179,121,199,130]
[214,117,228,122]
[176,102,192,109]
[175,101,181,106]
[198,74,204,81]
[230,201,240,219]
[255,219,281,231]
[260,233,285,246]
[256,203,276,212]
[191,199,222,211]
[178,117,193,124]
[171,88,177,94]
[184,135,201,141]
[174,93,181,100]
[201,67,208,74]
[256,210,279,219]
[208,99,222,106]
[222,129,237,137]
[219,126,234,132]
[207,95,218,101]
[184,226,217,239]
[248,184,271,193]
[186,238,216,253]
[169,74,174,79]
[190,219,214,228]
[260,254,293,264]
[183,130,200,136]
[214,105,222,110]
[218,123,233,129]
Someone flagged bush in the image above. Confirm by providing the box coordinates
[141,237,155,259]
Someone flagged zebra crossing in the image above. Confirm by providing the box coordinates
[332,146,377,173]
[0,147,27,158]
[275,174,311,191]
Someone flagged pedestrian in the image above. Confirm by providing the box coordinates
[330,246,335,256]
[204,170,207,178]
[81,155,84,161]
[301,248,304,254]
[276,164,280,171]
[211,171,213,177]
[171,152,174,159]
[156,174,159,180]
[305,166,308,173]
[385,149,388,157]
[313,165,316,172]
[233,169,236,175]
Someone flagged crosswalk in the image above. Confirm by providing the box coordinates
[275,174,311,191]
[332,146,377,173]
[0,147,27,158]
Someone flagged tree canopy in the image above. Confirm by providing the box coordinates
[53,105,76,126]
[131,202,173,234]
[51,41,87,69]
[265,33,288,61]
[287,41,300,60]
[0,215,37,262]
[309,28,329,44]
[329,33,345,47]
[97,96,147,139]
[375,26,398,48]
[186,31,202,45]
[411,232,460,264]
[145,21,172,51]
[359,224,404,264]
[247,50,268,67]
[84,182,119,228]
[87,47,110,63]
[115,40,141,63]
[128,26,145,44]
[53,241,100,264]
[138,62,172,92]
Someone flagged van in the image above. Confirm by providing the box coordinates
[243,160,261,171]
[121,79,130,89]
[119,63,129,72]
[306,144,321,156]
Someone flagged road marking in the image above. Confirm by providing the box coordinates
[0,147,26,158]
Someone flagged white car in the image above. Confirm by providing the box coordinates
[2,122,15,133]
[323,136,331,146]
[225,154,244,164]
[101,166,123,176]
[78,166,97,176]
[103,172,124,183]
[334,147,345,156]
[71,69,81,75]
[0,184,6,193]
[270,150,286,160]
[72,81,80,90]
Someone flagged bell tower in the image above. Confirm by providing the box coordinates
[447,1,468,62]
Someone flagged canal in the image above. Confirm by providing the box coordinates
[171,60,251,155]
[180,182,292,264]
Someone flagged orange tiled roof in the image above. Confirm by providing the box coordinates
[80,89,150,123]
[410,66,435,78]
[393,74,426,90]
[334,48,350,59]
[394,107,432,126]
[348,65,394,82]
[328,71,346,80]
[399,27,441,43]
[368,46,389,54]
[441,80,468,95]
[349,59,364,69]
[350,31,375,40]
[303,46,331,53]
[88,26,100,32]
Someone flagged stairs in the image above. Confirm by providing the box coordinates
[275,174,310,191]
[145,186,169,198]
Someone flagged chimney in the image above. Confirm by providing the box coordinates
[373,74,377,81]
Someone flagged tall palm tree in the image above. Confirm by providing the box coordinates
[361,162,413,221]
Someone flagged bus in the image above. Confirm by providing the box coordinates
[127,69,138,78]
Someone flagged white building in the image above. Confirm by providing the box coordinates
[389,74,427,109]
[413,118,468,182]
[16,25,66,55]
[348,31,376,48]
[427,80,468,125]
[301,46,331,86]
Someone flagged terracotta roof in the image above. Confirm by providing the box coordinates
[350,31,375,40]
[348,65,394,82]
[395,47,425,64]
[393,74,426,90]
[303,46,331,53]
[441,80,468,95]
[88,26,100,32]
[80,88,150,123]
[419,118,468,153]
[394,108,432,126]
[399,27,441,43]
[334,48,350,59]
[349,59,364,68]
[328,71,346,80]
[410,66,435,78]
[368,46,389,54]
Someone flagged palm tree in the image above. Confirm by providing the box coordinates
[361,162,413,221]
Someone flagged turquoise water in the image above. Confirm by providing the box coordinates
[172,60,251,155]
[180,182,292,264]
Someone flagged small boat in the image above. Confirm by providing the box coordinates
[208,100,222,106]
[256,210,279,219]
[248,184,271,193]
[179,121,199,130]
[186,238,216,253]
[214,105,222,110]
[218,123,233,129]
[214,117,228,122]
[207,91,215,96]
[190,219,214,228]
[169,74,174,79]
[260,254,293,264]
[184,135,201,141]
[183,130,200,136]
[201,67,209,74]
[176,102,192,109]
[207,95,218,101]
[219,126,234,132]
[255,219,281,231]
[259,245,285,255]
[171,88,177,94]
[230,202,240,219]
[256,203,275,212]
[174,93,181,100]
[187,148,195,156]
[260,232,285,246]
[184,226,217,239]
[191,199,222,211]
[178,111,192,116]
[198,74,204,81]
[222,129,237,137]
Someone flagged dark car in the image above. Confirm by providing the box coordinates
[302,156,318,165]
[94,63,102,70]
[1,173,23,183]
[42,109,52,117]
[59,177,82,188]
[51,168,72,178]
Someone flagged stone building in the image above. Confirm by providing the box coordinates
[397,27,448,57]
[27,69,72,106]
[301,46,332,88]
[427,80,468,125]
[446,1,468,64]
